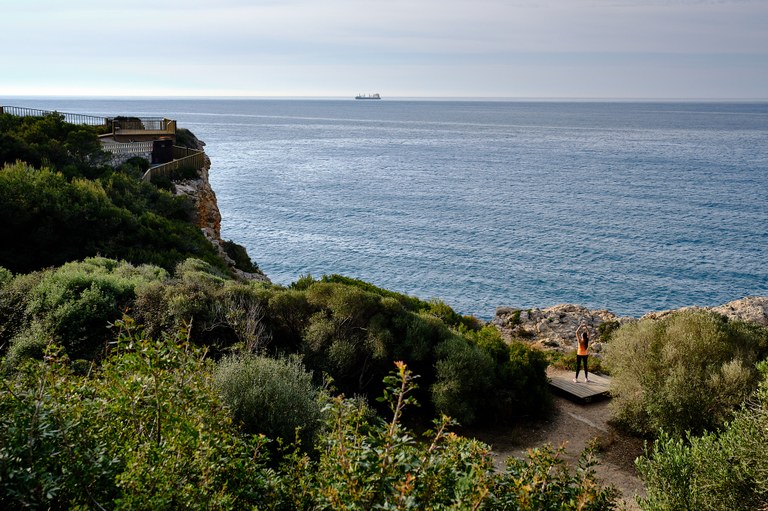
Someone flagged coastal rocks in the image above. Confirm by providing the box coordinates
[492,304,632,353]
[493,296,768,353]
[641,296,768,327]
[174,154,222,239]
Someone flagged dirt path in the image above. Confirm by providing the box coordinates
[470,370,647,510]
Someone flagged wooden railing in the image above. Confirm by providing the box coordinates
[112,117,176,134]
[142,147,206,182]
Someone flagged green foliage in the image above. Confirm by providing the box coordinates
[316,274,480,330]
[275,361,618,510]
[432,335,495,424]
[222,239,260,273]
[0,333,618,510]
[174,127,201,150]
[0,320,272,510]
[0,162,228,274]
[2,258,167,363]
[605,310,768,437]
[597,320,621,343]
[132,275,550,426]
[636,363,768,511]
[214,354,322,447]
[0,112,108,178]
[494,444,620,510]
[433,326,550,424]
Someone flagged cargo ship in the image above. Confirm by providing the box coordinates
[355,93,381,100]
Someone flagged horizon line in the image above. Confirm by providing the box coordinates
[3,94,768,103]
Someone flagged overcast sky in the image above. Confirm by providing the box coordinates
[2,0,767,98]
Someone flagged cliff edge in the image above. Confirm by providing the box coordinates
[172,135,270,283]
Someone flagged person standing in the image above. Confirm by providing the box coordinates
[573,322,590,383]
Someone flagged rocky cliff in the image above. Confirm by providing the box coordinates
[493,296,768,354]
[172,137,270,283]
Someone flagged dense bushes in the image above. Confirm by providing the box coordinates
[1,257,551,427]
[0,111,108,179]
[605,310,768,437]
[1,258,165,363]
[0,336,618,510]
[0,322,271,510]
[0,161,228,274]
[636,362,768,511]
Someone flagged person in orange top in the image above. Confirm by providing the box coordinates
[573,321,591,383]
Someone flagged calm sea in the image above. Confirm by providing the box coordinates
[6,98,768,318]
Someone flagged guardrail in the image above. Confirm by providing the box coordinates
[1,106,176,136]
[0,105,108,126]
[142,147,206,182]
[101,140,154,155]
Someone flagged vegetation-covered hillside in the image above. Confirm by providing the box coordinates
[0,113,227,274]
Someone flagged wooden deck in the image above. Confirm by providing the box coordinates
[547,368,611,404]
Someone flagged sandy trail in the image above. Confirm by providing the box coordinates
[470,369,647,510]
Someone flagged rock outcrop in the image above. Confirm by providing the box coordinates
[493,304,632,354]
[493,297,768,354]
[173,139,270,283]
[641,296,768,327]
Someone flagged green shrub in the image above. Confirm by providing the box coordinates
[0,162,228,274]
[276,362,618,510]
[431,335,495,425]
[636,362,768,511]
[0,321,272,510]
[605,310,768,437]
[0,266,11,287]
[0,270,48,353]
[214,354,322,447]
[222,239,260,273]
[3,258,166,363]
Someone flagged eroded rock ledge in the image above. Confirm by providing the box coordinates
[493,296,768,354]
[172,139,270,283]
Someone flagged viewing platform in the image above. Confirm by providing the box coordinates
[547,368,611,404]
[2,105,203,182]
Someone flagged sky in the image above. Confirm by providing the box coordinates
[1,0,767,99]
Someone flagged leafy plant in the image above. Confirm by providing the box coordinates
[214,354,322,448]
[636,361,768,511]
[605,310,768,437]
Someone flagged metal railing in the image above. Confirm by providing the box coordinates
[0,105,108,126]
[112,117,176,133]
[1,106,176,135]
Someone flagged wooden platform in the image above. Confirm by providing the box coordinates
[547,368,611,404]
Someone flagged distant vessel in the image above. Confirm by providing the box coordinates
[355,93,381,100]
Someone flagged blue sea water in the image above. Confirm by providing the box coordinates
[6,98,768,318]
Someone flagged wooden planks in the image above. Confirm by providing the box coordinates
[547,368,611,404]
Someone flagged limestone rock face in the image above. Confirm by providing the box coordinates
[174,155,222,239]
[493,297,768,353]
[174,152,270,284]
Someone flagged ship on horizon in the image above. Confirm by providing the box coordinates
[355,93,381,100]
